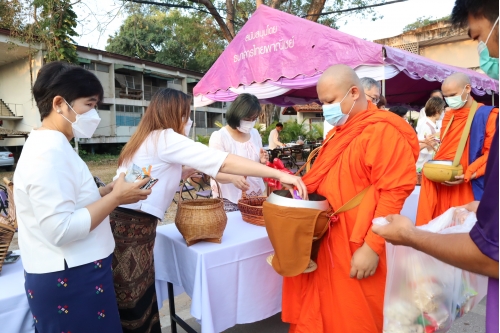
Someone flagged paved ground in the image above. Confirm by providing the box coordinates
[158,282,486,333]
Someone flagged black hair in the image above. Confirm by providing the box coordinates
[430,89,444,98]
[32,61,104,121]
[225,93,262,129]
[451,0,499,28]
[276,122,283,128]
[388,106,408,118]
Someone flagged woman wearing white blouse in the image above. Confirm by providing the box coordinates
[14,62,151,333]
[110,88,307,332]
[209,94,268,211]
[416,96,446,173]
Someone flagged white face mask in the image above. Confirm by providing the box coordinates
[184,118,193,136]
[237,119,256,134]
[444,86,468,110]
[59,99,101,138]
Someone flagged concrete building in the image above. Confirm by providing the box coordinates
[374,20,481,71]
[0,29,226,151]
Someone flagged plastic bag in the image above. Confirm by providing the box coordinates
[383,208,487,333]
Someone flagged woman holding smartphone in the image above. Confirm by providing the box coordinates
[14,62,151,333]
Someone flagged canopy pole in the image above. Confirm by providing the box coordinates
[381,79,386,96]
[493,94,495,106]
[192,106,196,140]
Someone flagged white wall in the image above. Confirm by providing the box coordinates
[0,53,44,146]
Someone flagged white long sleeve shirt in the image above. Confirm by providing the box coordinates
[14,130,115,273]
[209,128,265,203]
[116,129,228,219]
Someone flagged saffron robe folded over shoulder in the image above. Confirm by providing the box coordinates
[282,104,420,333]
[416,102,498,226]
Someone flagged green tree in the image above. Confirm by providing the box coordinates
[403,15,450,32]
[106,9,226,72]
[1,0,79,63]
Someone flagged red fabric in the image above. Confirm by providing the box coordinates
[282,104,419,333]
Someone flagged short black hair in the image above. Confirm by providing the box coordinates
[225,93,261,129]
[388,106,408,118]
[33,61,104,121]
[276,122,283,128]
[451,0,499,28]
[430,89,443,98]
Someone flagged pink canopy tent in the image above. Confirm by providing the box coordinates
[193,5,498,108]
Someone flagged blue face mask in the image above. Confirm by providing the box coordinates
[323,88,356,126]
[478,17,499,80]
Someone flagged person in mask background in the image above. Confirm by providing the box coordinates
[209,93,268,212]
[112,90,303,332]
[281,64,419,333]
[415,72,498,227]
[13,61,153,333]
[373,1,499,332]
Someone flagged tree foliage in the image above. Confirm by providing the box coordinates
[106,8,226,72]
[0,0,79,63]
[403,15,450,33]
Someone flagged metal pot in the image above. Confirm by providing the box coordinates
[266,190,330,211]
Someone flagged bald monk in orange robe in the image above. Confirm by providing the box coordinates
[416,73,498,226]
[282,65,420,333]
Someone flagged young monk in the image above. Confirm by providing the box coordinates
[282,64,420,333]
[416,73,498,226]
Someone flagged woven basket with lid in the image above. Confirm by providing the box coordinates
[175,175,227,246]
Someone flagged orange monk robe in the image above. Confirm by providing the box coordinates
[416,102,498,226]
[282,103,420,333]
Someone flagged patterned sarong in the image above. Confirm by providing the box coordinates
[110,207,161,333]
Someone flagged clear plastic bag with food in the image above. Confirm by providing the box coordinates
[383,208,487,333]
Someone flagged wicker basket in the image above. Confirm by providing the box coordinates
[0,177,16,273]
[238,193,267,227]
[175,175,227,246]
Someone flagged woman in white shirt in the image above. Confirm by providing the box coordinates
[209,94,268,212]
[416,96,446,173]
[14,62,151,333]
[110,88,307,332]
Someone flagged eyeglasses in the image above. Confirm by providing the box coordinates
[365,93,380,104]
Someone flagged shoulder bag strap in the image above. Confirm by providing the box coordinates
[332,186,371,215]
[453,101,478,167]
[440,114,454,141]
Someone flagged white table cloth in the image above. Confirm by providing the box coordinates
[154,212,283,333]
[0,254,34,333]
[400,186,421,224]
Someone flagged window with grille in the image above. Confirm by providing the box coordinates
[116,104,143,126]
[96,63,109,73]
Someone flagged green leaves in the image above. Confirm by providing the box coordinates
[106,9,226,72]
[2,0,79,63]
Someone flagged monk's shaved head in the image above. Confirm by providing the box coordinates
[318,64,363,95]
[442,73,472,98]
[443,72,471,87]
[317,65,368,122]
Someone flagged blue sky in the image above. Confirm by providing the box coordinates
[74,0,457,50]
